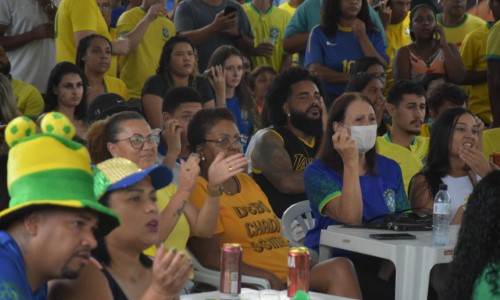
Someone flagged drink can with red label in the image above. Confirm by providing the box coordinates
[287,247,309,297]
[220,243,242,296]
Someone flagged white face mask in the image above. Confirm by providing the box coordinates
[350,125,377,153]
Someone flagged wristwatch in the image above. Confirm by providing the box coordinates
[207,184,223,197]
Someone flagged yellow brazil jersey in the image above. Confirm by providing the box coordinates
[376,133,429,196]
[11,79,44,119]
[104,75,130,100]
[144,183,190,256]
[436,13,485,49]
[486,21,500,61]
[419,122,431,138]
[117,7,176,99]
[243,4,291,72]
[55,0,111,63]
[385,14,411,91]
[106,28,118,78]
[279,2,296,16]
[460,23,493,125]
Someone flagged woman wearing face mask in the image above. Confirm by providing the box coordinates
[303,92,409,299]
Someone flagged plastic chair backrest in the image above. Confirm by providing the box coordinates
[282,200,316,247]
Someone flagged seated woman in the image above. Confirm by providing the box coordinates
[49,157,192,299]
[187,108,362,299]
[345,73,388,135]
[444,170,500,299]
[43,62,88,139]
[76,34,129,104]
[305,0,388,107]
[409,107,494,224]
[350,56,388,88]
[303,92,409,299]
[86,111,247,261]
[142,36,221,130]
[392,1,465,83]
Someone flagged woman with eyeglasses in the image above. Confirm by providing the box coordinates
[187,107,362,298]
[392,1,465,83]
[43,62,88,139]
[86,111,248,276]
[76,34,129,104]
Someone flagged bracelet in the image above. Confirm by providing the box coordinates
[207,184,223,197]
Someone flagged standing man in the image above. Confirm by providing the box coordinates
[0,113,119,298]
[376,80,429,195]
[173,0,254,72]
[251,67,325,217]
[0,45,44,119]
[0,0,56,92]
[117,0,176,101]
[437,0,485,49]
[486,0,500,127]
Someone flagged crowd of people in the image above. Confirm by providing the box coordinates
[1,0,500,299]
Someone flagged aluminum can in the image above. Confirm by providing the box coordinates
[287,247,309,297]
[220,243,242,296]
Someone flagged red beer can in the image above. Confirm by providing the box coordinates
[220,243,242,296]
[287,247,310,297]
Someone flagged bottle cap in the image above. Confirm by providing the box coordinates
[439,183,448,190]
[293,290,311,300]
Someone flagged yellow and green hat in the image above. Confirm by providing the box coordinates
[93,157,172,201]
[0,113,120,238]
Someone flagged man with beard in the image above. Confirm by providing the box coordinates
[0,0,56,92]
[0,45,44,119]
[0,113,119,299]
[376,80,429,196]
[251,67,326,218]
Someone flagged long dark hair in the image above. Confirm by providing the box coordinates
[409,107,473,204]
[157,36,198,88]
[321,0,377,36]
[44,62,88,121]
[207,45,259,130]
[75,34,112,72]
[316,92,377,175]
[444,170,500,299]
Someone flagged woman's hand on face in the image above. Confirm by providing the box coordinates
[352,19,367,39]
[207,152,248,190]
[177,154,201,196]
[433,24,447,46]
[208,65,226,93]
[458,146,491,178]
[150,245,192,297]
[332,125,358,164]
[162,119,182,157]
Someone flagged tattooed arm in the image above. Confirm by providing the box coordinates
[251,130,305,194]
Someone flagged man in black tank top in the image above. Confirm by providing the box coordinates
[251,68,325,217]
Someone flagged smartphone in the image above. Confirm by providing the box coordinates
[223,5,237,16]
[369,233,416,240]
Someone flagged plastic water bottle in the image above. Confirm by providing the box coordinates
[432,184,452,246]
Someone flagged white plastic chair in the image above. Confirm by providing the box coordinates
[186,248,271,290]
[281,200,319,263]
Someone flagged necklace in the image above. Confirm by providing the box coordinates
[223,176,240,196]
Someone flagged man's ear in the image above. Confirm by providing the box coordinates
[163,111,172,123]
[282,102,290,116]
[24,211,44,236]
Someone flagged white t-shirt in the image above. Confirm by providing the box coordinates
[441,174,480,219]
[0,0,56,92]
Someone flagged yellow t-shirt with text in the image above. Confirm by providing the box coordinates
[190,174,290,282]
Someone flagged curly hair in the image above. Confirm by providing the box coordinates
[444,170,500,300]
[262,67,324,128]
[187,107,235,153]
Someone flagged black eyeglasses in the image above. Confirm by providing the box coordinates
[204,135,248,148]
[114,129,161,149]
